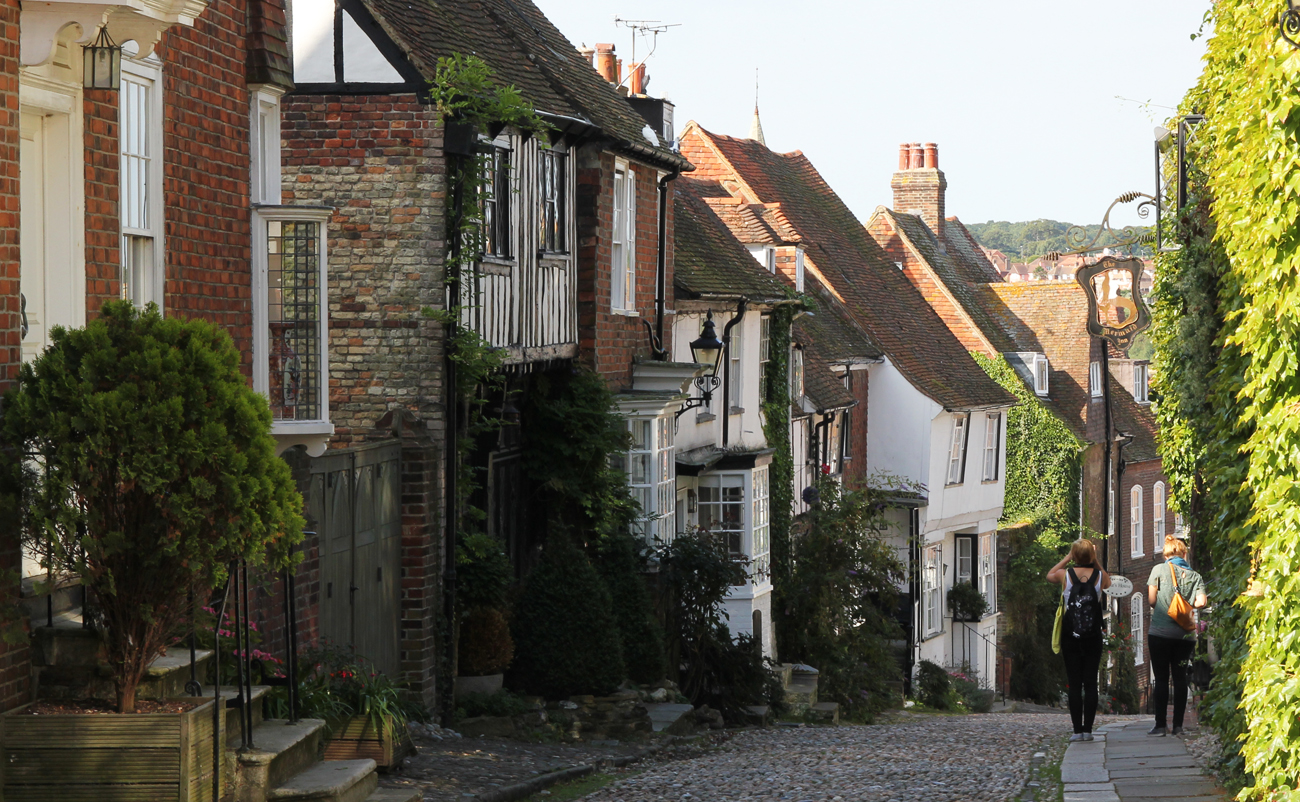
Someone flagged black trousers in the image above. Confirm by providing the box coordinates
[1149,634,1195,729]
[1061,631,1103,733]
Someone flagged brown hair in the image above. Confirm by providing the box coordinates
[1069,538,1096,567]
[1163,535,1188,559]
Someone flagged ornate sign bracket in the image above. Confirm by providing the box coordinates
[1043,192,1156,262]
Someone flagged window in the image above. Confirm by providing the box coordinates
[611,163,635,311]
[120,61,163,308]
[759,316,771,394]
[1153,481,1166,546]
[1090,361,1103,398]
[1108,472,1115,537]
[1131,485,1144,557]
[947,414,970,485]
[790,346,804,398]
[250,89,283,205]
[841,374,853,460]
[956,535,974,584]
[699,474,745,577]
[1131,593,1144,665]
[1134,363,1150,404]
[923,544,942,636]
[540,148,567,253]
[1033,355,1049,396]
[982,412,1001,481]
[752,468,770,583]
[795,248,806,292]
[727,327,742,413]
[626,416,676,543]
[482,144,512,258]
[1175,513,1185,537]
[979,533,997,614]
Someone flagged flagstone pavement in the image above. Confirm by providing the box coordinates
[1061,721,1227,802]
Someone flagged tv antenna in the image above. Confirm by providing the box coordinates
[613,17,680,87]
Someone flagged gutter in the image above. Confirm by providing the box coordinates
[654,169,680,358]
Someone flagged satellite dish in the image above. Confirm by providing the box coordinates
[1104,575,1134,598]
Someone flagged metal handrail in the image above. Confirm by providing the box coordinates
[955,619,1011,703]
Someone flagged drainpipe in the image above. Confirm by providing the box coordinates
[815,414,832,471]
[654,171,679,360]
[720,299,748,446]
[1100,341,1112,571]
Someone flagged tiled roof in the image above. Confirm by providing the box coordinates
[1110,375,1160,462]
[944,217,1005,284]
[673,179,790,302]
[247,0,293,89]
[681,125,1015,411]
[802,346,856,412]
[359,0,689,170]
[702,198,801,245]
[794,283,883,363]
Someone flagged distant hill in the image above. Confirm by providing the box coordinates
[966,219,1153,261]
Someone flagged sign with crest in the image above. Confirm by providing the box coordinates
[1076,256,1151,351]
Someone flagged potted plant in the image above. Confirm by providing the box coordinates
[0,302,303,798]
[947,580,990,622]
[454,534,515,696]
[315,655,418,768]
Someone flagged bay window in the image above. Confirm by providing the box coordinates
[752,468,770,583]
[626,416,675,543]
[699,474,745,568]
[955,535,973,584]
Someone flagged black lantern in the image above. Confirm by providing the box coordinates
[83,27,121,90]
[689,311,725,373]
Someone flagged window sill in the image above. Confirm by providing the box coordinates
[478,257,514,276]
[271,420,335,458]
[729,407,744,415]
[695,413,716,424]
[612,309,640,318]
[982,479,1000,485]
[945,482,964,488]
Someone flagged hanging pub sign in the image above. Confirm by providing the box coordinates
[1076,255,1151,351]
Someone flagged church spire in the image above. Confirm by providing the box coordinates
[749,69,766,146]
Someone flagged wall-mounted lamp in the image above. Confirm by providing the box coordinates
[674,311,725,419]
[83,27,121,90]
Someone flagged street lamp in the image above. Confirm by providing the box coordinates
[676,312,725,419]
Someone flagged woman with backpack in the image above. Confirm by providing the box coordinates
[1146,535,1207,737]
[1047,538,1110,741]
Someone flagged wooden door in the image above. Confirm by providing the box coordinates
[308,443,402,677]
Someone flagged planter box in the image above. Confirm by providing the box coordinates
[322,716,413,769]
[0,698,221,802]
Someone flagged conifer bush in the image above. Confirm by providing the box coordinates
[596,533,666,685]
[0,302,304,712]
[508,536,625,699]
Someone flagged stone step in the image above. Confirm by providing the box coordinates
[644,702,694,734]
[268,759,379,802]
[181,684,272,743]
[745,704,770,727]
[784,675,818,710]
[21,574,83,624]
[364,790,421,802]
[810,701,840,725]
[236,718,329,802]
[139,646,215,700]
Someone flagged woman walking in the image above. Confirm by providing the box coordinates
[1147,535,1207,736]
[1048,539,1110,741]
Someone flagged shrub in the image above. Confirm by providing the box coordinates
[947,581,989,622]
[267,645,426,736]
[949,667,994,713]
[455,689,535,720]
[459,607,514,676]
[456,534,513,612]
[508,536,625,699]
[915,660,954,709]
[0,301,303,712]
[596,534,666,684]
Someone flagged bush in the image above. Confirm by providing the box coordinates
[947,581,989,622]
[916,660,954,709]
[457,534,513,612]
[459,607,514,676]
[508,536,625,699]
[0,301,303,712]
[455,689,535,720]
[267,644,426,736]
[949,667,995,713]
[596,534,666,684]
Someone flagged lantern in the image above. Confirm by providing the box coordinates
[83,27,121,90]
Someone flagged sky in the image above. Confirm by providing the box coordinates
[532,0,1210,227]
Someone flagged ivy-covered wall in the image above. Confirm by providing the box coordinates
[762,305,796,659]
[1151,4,1300,794]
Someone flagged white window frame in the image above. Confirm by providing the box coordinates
[699,473,747,580]
[923,544,942,637]
[1108,472,1116,537]
[759,316,771,393]
[790,346,804,399]
[979,533,997,614]
[1033,354,1049,396]
[752,467,770,585]
[252,206,333,447]
[1090,361,1103,398]
[250,86,284,206]
[955,535,974,584]
[1131,485,1144,558]
[120,56,165,309]
[1131,592,1144,665]
[626,416,675,544]
[727,326,742,414]
[982,411,1001,482]
[795,247,806,292]
[611,161,636,313]
[1134,362,1150,404]
[947,414,969,486]
[1153,481,1166,547]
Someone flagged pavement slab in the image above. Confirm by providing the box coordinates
[1058,722,1228,802]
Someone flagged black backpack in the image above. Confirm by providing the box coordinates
[1066,567,1102,638]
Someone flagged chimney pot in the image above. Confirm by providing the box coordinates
[578,45,595,67]
[909,143,924,170]
[924,142,939,169]
[628,61,647,95]
[594,43,617,83]
[898,144,909,170]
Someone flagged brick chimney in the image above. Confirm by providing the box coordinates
[628,61,647,95]
[594,43,617,83]
[891,141,947,243]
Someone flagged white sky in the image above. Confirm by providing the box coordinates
[533,0,1210,227]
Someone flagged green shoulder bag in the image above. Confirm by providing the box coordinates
[1052,591,1065,654]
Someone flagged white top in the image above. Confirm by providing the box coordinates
[1064,566,1100,598]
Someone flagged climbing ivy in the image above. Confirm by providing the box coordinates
[761,305,796,655]
[1150,5,1300,796]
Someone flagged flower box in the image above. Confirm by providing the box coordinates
[322,715,413,769]
[0,698,221,801]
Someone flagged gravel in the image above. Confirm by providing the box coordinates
[582,713,1074,802]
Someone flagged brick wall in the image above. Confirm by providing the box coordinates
[281,91,446,705]
[1118,457,1174,697]
[83,90,120,312]
[576,150,670,390]
[842,368,869,488]
[891,168,946,244]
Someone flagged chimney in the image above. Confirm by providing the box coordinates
[594,43,617,83]
[890,141,948,244]
[628,61,647,95]
[578,45,595,67]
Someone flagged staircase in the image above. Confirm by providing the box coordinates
[779,663,839,724]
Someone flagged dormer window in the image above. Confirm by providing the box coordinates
[795,248,806,292]
[1033,354,1049,396]
[747,245,776,273]
[1134,362,1150,404]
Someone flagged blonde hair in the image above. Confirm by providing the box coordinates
[1069,538,1096,567]
[1163,535,1187,559]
